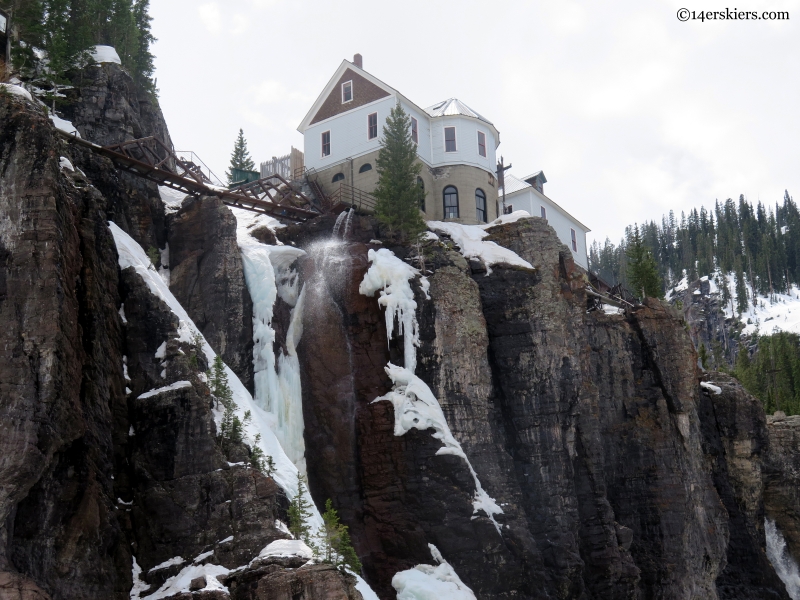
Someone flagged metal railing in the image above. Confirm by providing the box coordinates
[330,182,376,212]
[175,151,225,187]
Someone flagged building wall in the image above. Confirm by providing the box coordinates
[313,153,498,225]
[504,188,589,269]
[430,115,497,173]
[309,68,391,125]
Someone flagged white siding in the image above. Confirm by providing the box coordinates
[504,189,589,270]
[303,96,436,171]
[430,116,496,171]
[304,96,398,171]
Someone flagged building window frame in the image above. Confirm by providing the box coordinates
[477,131,487,157]
[341,80,353,104]
[368,112,378,140]
[332,173,345,183]
[571,228,578,252]
[444,126,457,153]
[418,177,425,211]
[540,206,547,219]
[443,185,459,219]
[475,188,487,222]
[321,131,331,157]
[359,163,372,173]
[411,116,418,144]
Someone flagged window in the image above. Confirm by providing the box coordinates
[321,131,331,157]
[503,205,513,215]
[0,14,6,34]
[417,177,425,211]
[475,189,487,222]
[540,206,547,219]
[368,112,378,140]
[477,131,486,157]
[359,163,372,173]
[342,81,353,103]
[411,117,418,144]
[571,228,578,252]
[443,186,459,219]
[332,173,345,183]
[444,127,457,152]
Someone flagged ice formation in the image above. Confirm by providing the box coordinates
[391,544,477,600]
[700,381,722,395]
[239,233,308,471]
[359,248,428,373]
[427,217,534,275]
[766,518,800,599]
[374,364,503,532]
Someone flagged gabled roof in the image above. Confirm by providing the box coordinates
[297,59,428,132]
[501,174,591,232]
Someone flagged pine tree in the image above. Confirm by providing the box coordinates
[288,476,314,545]
[226,129,256,184]
[626,225,662,299]
[373,102,427,241]
[320,499,361,572]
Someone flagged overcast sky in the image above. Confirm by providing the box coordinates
[150,0,800,243]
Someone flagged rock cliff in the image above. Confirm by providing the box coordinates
[1,65,799,600]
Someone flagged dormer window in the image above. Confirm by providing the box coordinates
[411,117,418,144]
[368,112,378,140]
[444,127,457,152]
[477,131,486,157]
[342,81,353,103]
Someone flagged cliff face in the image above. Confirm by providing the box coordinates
[1,66,798,600]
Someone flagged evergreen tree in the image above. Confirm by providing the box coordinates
[226,129,256,184]
[319,499,361,572]
[625,226,662,298]
[288,476,314,545]
[373,102,427,241]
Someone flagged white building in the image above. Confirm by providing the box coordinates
[501,172,590,270]
[297,55,501,224]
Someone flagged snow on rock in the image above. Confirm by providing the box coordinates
[59,156,75,172]
[428,219,533,275]
[392,544,477,600]
[158,186,186,214]
[193,550,214,564]
[374,363,503,533]
[766,518,800,599]
[137,380,191,400]
[49,114,81,138]
[130,557,150,599]
[0,83,33,102]
[149,556,186,573]
[91,45,122,64]
[254,539,313,560]
[359,248,425,373]
[239,232,308,471]
[422,231,439,242]
[350,569,381,600]
[108,221,320,527]
[485,209,532,227]
[145,563,230,599]
[700,381,722,395]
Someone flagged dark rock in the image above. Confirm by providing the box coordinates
[250,226,277,246]
[765,413,800,562]
[168,195,255,391]
[697,373,789,598]
[226,563,362,600]
[189,575,207,591]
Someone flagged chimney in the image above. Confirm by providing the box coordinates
[353,53,363,69]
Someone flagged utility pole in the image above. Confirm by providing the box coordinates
[496,156,512,215]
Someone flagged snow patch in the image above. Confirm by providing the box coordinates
[485,209,532,227]
[130,556,150,599]
[359,248,425,373]
[700,381,722,395]
[392,544,477,600]
[374,364,503,533]
[145,563,230,599]
[766,518,800,599]
[218,536,234,544]
[91,45,122,64]
[137,380,191,400]
[149,556,186,573]
[193,550,214,564]
[59,156,74,172]
[154,341,167,360]
[428,220,533,275]
[50,114,81,137]
[0,83,33,101]
[158,186,186,214]
[255,539,313,560]
[119,305,128,324]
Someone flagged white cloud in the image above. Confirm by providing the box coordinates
[197,3,222,35]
